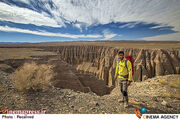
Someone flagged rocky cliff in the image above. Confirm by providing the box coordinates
[56,46,180,87]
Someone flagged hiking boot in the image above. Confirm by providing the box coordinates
[124,102,129,108]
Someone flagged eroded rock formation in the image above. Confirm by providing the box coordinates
[56,46,180,87]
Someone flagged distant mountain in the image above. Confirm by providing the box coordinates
[0,42,30,44]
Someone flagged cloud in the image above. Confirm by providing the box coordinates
[102,29,117,40]
[13,0,30,4]
[0,2,59,27]
[142,32,180,41]
[119,22,140,28]
[48,0,180,31]
[74,23,83,32]
[0,25,102,39]
[0,0,180,41]
[2,0,180,30]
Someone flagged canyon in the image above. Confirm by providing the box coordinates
[54,45,180,88]
[0,41,180,113]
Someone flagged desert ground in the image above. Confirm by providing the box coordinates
[0,41,179,114]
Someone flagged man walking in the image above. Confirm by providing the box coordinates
[114,51,132,108]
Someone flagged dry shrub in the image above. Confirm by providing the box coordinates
[169,79,180,88]
[159,78,180,88]
[12,62,54,92]
[0,87,4,92]
[159,79,167,85]
[159,93,180,99]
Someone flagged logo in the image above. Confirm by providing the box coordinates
[0,108,46,115]
[134,107,147,119]
[2,109,8,114]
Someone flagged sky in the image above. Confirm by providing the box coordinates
[0,0,180,43]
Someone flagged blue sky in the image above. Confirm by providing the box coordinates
[0,0,180,42]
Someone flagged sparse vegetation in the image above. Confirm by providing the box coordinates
[159,79,167,85]
[159,93,180,99]
[0,87,4,92]
[159,78,180,89]
[158,78,180,99]
[169,79,180,88]
[0,48,56,60]
[11,62,54,92]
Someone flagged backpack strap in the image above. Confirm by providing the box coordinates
[125,59,129,72]
[117,59,120,71]
[118,59,120,64]
[116,59,120,76]
[125,59,128,69]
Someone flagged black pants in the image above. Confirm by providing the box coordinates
[118,78,128,103]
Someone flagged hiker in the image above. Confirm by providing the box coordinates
[114,51,133,108]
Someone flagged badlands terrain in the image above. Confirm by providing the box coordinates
[0,41,179,114]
